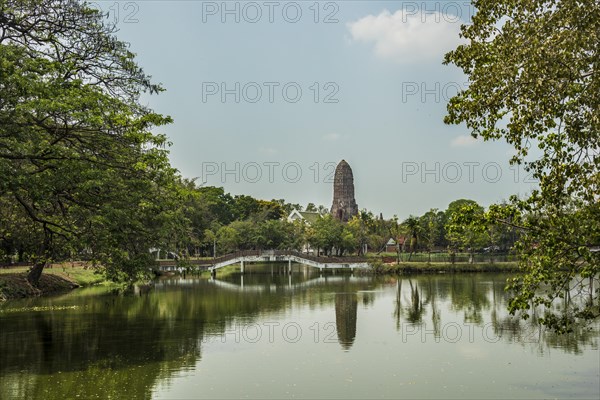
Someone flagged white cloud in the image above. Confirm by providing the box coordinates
[347,9,463,64]
[450,135,479,148]
[322,133,341,141]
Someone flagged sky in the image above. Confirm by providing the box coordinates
[92,0,537,220]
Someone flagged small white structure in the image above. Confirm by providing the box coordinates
[385,238,397,253]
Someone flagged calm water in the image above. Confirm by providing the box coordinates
[0,265,598,399]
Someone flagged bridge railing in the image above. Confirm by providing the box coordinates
[213,250,260,264]
[285,251,369,264]
[211,250,370,265]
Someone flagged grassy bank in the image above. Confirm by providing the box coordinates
[368,261,519,275]
[0,264,111,301]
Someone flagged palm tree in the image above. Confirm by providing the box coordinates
[403,216,421,261]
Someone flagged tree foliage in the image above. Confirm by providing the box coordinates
[0,0,185,284]
[446,203,488,263]
[444,0,599,330]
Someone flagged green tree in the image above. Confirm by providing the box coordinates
[444,0,599,330]
[445,200,479,220]
[0,0,185,284]
[228,220,257,250]
[340,227,358,255]
[307,214,344,256]
[446,203,488,264]
[231,195,261,221]
[402,216,421,260]
[216,225,239,254]
[255,219,288,249]
[420,208,441,263]
[255,200,285,221]
[287,219,308,252]
[0,196,41,263]
[202,228,218,258]
[347,214,370,256]
[195,186,235,226]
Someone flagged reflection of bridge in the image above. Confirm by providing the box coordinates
[207,275,371,292]
[158,250,371,276]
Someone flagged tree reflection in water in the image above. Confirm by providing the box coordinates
[0,271,597,399]
[393,274,598,354]
[394,278,426,326]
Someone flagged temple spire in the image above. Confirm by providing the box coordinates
[330,160,358,222]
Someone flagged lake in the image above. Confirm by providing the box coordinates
[1,265,598,399]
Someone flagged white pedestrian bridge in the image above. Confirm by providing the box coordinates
[157,250,372,276]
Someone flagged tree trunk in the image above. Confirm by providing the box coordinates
[27,261,46,287]
[27,228,52,287]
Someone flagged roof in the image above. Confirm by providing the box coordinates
[286,209,323,224]
[299,211,322,224]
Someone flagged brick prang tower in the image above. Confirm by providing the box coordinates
[330,160,358,222]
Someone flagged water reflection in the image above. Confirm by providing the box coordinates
[0,269,598,399]
[0,289,203,399]
[392,274,598,355]
[335,293,358,350]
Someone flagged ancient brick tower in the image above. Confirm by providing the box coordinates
[331,160,358,222]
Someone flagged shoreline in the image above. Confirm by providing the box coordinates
[0,265,111,301]
[0,273,80,301]
[1,261,519,301]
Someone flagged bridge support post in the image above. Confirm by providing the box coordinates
[288,259,292,274]
[240,260,245,274]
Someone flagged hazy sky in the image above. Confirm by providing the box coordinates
[94,0,537,219]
